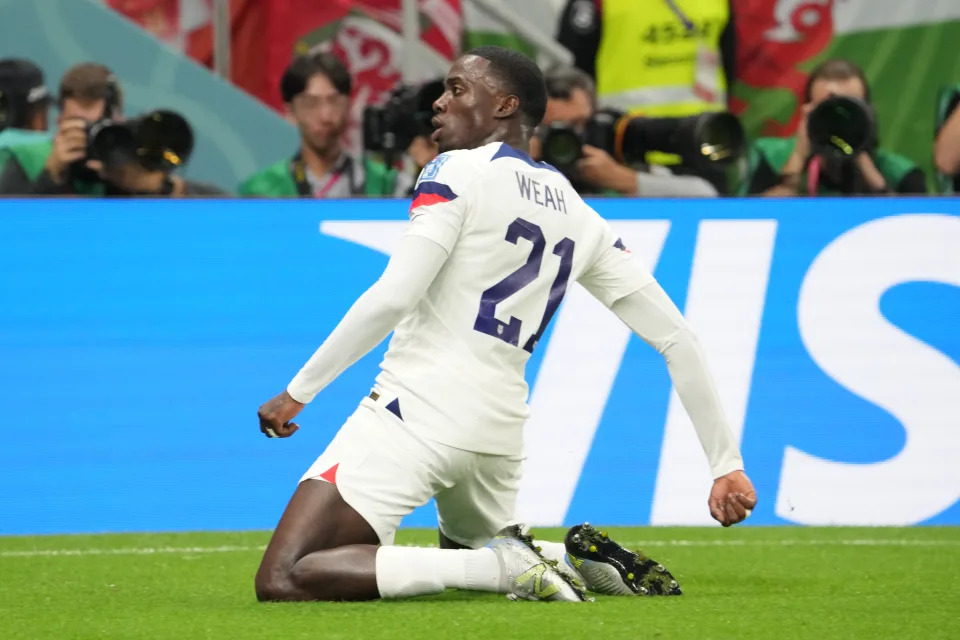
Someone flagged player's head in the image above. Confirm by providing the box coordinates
[431,45,547,153]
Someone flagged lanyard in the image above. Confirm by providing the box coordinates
[290,152,356,198]
[663,0,696,33]
[313,171,343,198]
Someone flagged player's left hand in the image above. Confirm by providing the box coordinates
[708,470,757,527]
[576,145,639,195]
[258,391,304,439]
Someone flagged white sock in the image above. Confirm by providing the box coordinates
[536,540,583,584]
[375,546,503,599]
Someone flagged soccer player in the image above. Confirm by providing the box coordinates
[255,46,757,603]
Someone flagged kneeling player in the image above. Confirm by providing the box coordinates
[254,46,756,603]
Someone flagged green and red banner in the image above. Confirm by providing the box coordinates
[732,0,960,181]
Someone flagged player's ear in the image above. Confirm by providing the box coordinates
[495,94,520,120]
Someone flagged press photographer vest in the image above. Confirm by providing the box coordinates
[595,0,729,117]
[238,154,397,198]
[4,139,105,195]
[0,128,51,159]
[6,139,52,179]
[746,137,920,196]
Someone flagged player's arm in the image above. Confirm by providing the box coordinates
[286,233,449,403]
[258,154,471,439]
[257,233,450,438]
[578,233,757,526]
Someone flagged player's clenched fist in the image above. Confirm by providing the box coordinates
[258,391,304,439]
[708,470,758,527]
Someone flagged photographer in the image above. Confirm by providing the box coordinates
[362,79,444,197]
[745,59,926,196]
[0,63,222,197]
[0,63,122,195]
[533,67,720,196]
[239,52,397,198]
[0,59,51,154]
[557,0,736,116]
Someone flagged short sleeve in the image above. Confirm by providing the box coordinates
[406,152,476,253]
[578,223,656,308]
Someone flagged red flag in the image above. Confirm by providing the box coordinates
[113,0,462,115]
[184,0,351,110]
[733,0,835,137]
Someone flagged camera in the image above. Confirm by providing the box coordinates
[362,79,444,161]
[541,110,746,172]
[85,109,194,173]
[806,95,876,159]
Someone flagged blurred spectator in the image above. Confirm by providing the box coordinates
[743,59,926,196]
[934,84,960,192]
[0,58,51,153]
[238,52,398,198]
[0,62,224,197]
[532,66,718,197]
[557,0,735,118]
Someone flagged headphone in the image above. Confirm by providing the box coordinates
[102,74,121,119]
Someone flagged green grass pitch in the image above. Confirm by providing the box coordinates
[2,526,958,639]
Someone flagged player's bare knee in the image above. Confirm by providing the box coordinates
[254,571,296,602]
[254,558,296,602]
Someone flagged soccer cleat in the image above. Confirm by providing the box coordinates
[564,523,682,596]
[487,524,587,602]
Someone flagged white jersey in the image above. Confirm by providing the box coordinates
[373,142,653,455]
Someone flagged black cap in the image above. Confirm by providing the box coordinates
[0,58,49,104]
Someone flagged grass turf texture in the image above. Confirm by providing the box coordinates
[2,527,958,640]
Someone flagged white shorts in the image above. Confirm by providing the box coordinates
[300,393,522,547]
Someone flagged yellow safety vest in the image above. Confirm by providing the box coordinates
[595,0,729,118]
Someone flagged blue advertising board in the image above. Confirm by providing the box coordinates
[0,198,957,534]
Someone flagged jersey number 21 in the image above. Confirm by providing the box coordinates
[473,217,575,353]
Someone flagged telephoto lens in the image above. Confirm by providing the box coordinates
[807,95,875,159]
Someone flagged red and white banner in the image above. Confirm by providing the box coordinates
[107,0,462,116]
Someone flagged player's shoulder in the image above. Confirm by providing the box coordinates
[482,142,570,180]
[417,147,488,184]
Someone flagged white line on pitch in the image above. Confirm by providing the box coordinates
[0,545,261,558]
[1,538,958,558]
[623,539,960,547]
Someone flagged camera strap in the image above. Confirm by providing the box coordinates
[662,0,724,105]
[289,152,313,197]
[289,151,359,198]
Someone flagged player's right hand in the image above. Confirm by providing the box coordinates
[258,391,304,439]
[45,118,89,181]
[708,470,758,527]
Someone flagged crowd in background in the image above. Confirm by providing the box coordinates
[1,0,958,199]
